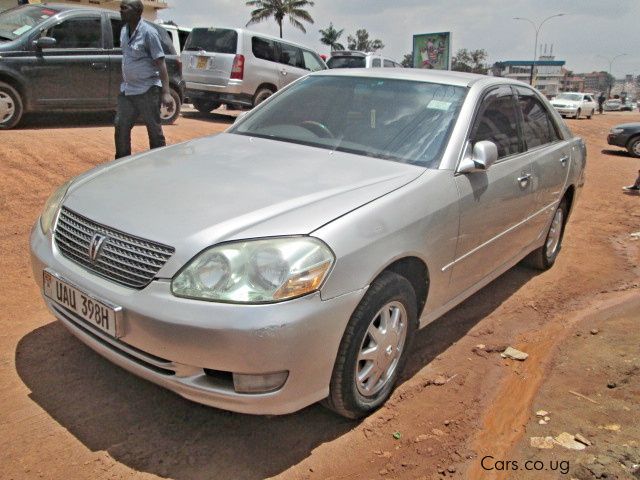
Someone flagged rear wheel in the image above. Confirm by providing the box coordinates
[627,136,640,158]
[575,108,581,119]
[0,81,23,130]
[586,109,594,119]
[252,87,275,108]
[323,271,417,419]
[192,99,221,114]
[525,198,567,270]
[160,88,181,125]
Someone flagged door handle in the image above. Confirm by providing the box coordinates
[91,62,107,71]
[559,155,569,167]
[517,173,531,188]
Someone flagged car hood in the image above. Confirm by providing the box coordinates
[613,123,640,130]
[64,133,424,274]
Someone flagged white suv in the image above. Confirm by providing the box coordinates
[182,28,326,112]
[327,50,403,69]
[550,92,597,119]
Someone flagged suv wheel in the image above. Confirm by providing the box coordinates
[252,87,274,108]
[192,99,221,114]
[0,81,23,130]
[160,88,181,125]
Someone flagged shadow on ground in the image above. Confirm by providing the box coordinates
[17,111,116,129]
[16,265,537,479]
[601,148,633,158]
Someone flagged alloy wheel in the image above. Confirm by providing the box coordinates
[0,91,15,123]
[545,207,564,259]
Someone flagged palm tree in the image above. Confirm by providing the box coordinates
[319,23,345,51]
[246,0,315,39]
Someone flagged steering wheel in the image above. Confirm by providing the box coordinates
[300,120,334,139]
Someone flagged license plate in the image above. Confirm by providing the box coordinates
[196,56,208,69]
[43,270,121,338]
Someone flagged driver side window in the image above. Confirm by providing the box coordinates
[43,16,102,49]
[470,87,522,159]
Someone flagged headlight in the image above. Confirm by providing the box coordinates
[171,237,334,303]
[610,128,624,134]
[39,179,73,234]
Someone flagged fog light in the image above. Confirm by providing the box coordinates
[232,371,289,394]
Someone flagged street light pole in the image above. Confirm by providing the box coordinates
[514,14,566,87]
[596,53,627,98]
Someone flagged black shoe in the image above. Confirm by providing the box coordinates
[622,185,640,192]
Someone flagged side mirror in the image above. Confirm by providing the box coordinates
[457,140,499,173]
[34,37,57,49]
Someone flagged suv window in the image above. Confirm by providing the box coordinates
[471,87,521,159]
[184,28,237,53]
[516,87,560,149]
[372,58,381,67]
[110,18,122,48]
[327,56,366,68]
[252,36,276,61]
[109,18,174,53]
[278,42,304,68]
[302,50,324,71]
[44,16,101,49]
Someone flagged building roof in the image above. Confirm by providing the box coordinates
[498,60,566,67]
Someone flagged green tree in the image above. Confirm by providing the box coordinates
[451,48,488,74]
[401,52,413,68]
[346,29,384,52]
[245,0,315,39]
[319,23,345,51]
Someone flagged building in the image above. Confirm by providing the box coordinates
[581,72,610,94]
[491,56,565,97]
[560,68,585,93]
[1,0,168,20]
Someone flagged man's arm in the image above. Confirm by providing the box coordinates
[153,57,173,110]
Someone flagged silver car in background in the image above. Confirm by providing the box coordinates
[182,27,326,112]
[31,70,586,418]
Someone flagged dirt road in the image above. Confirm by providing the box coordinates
[1,110,638,480]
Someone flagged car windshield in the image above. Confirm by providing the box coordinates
[327,56,366,68]
[0,5,58,41]
[230,75,467,168]
[184,28,237,53]
[556,93,582,101]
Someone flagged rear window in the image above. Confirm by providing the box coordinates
[327,56,366,69]
[0,5,59,41]
[184,28,237,53]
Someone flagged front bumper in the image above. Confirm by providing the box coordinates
[553,106,578,116]
[607,133,631,148]
[185,81,253,107]
[30,223,365,415]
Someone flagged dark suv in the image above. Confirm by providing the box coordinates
[0,3,185,129]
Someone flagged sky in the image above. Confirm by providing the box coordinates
[158,0,640,78]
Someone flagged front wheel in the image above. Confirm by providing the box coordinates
[587,109,594,119]
[0,81,24,130]
[525,199,568,270]
[160,88,181,125]
[627,137,640,158]
[323,271,417,419]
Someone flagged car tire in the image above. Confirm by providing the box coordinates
[626,136,640,158]
[587,109,593,119]
[323,271,418,419]
[160,88,181,125]
[192,99,221,114]
[0,81,24,130]
[575,108,581,119]
[252,87,275,108]
[525,198,568,270]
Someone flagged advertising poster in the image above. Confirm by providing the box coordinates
[413,32,451,70]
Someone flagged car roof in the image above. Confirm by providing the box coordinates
[189,26,316,50]
[311,68,516,88]
[33,2,115,14]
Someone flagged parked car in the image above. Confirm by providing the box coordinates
[31,70,586,418]
[607,122,640,157]
[182,27,326,112]
[327,50,403,69]
[0,4,185,129]
[550,92,597,119]
[620,100,634,112]
[603,99,622,111]
[156,21,191,53]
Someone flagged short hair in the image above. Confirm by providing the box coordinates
[122,0,143,14]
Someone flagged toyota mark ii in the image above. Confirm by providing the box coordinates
[31,69,586,418]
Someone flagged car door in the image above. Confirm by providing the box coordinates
[583,94,596,115]
[276,41,306,88]
[514,86,572,236]
[27,12,109,108]
[450,86,534,294]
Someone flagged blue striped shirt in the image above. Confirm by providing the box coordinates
[120,20,164,96]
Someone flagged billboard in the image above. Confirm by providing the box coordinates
[412,32,451,70]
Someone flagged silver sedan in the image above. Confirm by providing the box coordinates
[30,69,586,418]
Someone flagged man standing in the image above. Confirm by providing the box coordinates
[115,0,173,159]
[598,92,606,114]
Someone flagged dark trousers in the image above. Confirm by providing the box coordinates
[115,86,166,159]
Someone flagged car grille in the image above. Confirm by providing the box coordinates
[54,207,175,289]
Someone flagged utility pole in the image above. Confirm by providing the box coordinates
[514,14,566,86]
